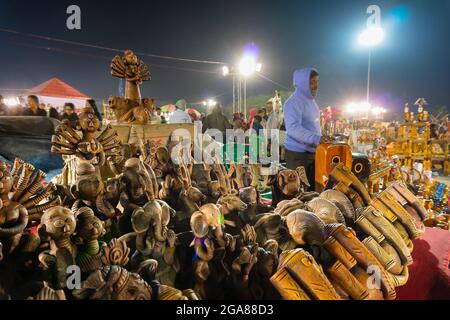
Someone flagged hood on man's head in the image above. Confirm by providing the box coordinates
[175,99,187,110]
[293,68,318,99]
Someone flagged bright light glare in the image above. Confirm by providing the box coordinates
[238,55,258,76]
[345,102,358,113]
[371,106,386,116]
[345,101,372,114]
[255,63,262,72]
[4,97,20,107]
[203,99,216,107]
[359,26,384,47]
[359,102,371,112]
[222,65,230,77]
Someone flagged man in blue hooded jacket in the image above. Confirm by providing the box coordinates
[284,68,332,189]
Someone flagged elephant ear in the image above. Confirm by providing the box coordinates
[190,211,209,238]
[158,201,171,227]
[131,208,150,233]
[295,166,310,187]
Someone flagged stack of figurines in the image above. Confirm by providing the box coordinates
[0,111,429,300]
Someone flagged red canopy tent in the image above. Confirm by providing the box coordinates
[23,77,89,110]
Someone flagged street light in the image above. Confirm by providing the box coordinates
[223,54,262,117]
[359,26,384,47]
[203,99,217,107]
[222,65,230,77]
[359,26,383,109]
[233,53,262,117]
[359,4,384,112]
[238,55,259,77]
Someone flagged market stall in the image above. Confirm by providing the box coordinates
[0,49,448,302]
[22,77,89,110]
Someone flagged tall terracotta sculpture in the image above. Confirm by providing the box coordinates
[111,49,150,100]
[109,50,155,124]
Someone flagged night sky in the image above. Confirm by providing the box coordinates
[0,0,449,112]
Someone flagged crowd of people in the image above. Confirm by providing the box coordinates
[2,70,321,178]
[167,95,285,137]
[0,95,103,128]
[0,93,286,136]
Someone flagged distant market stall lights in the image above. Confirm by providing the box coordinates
[3,97,20,107]
[344,101,386,118]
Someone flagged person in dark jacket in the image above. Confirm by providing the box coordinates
[22,95,47,116]
[252,115,264,136]
[49,107,60,120]
[203,103,232,133]
[61,103,79,128]
[85,99,103,122]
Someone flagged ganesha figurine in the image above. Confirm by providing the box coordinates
[118,158,159,234]
[71,162,117,239]
[127,199,179,286]
[189,203,238,299]
[118,160,179,286]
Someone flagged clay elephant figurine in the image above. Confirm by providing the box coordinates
[267,167,310,207]
[121,198,179,286]
[216,193,248,236]
[254,209,326,253]
[189,203,237,299]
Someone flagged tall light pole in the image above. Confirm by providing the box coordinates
[359,5,383,118]
[222,54,262,119]
[359,26,383,104]
[367,49,371,103]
